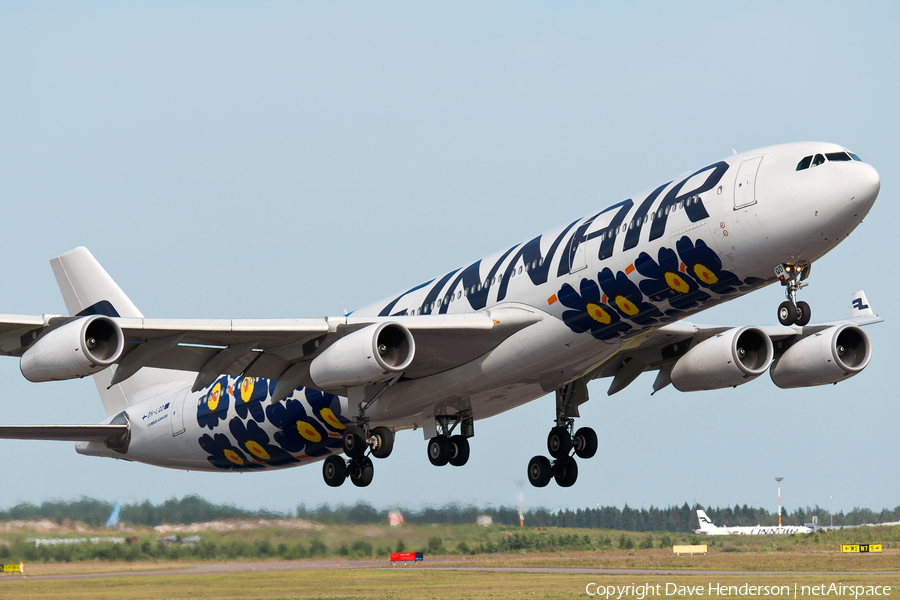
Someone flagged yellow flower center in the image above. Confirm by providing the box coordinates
[207,384,221,412]
[319,407,346,430]
[240,377,255,403]
[665,272,691,294]
[614,295,639,316]
[223,449,244,465]
[245,440,271,461]
[296,420,322,443]
[585,302,611,325]
[693,264,719,284]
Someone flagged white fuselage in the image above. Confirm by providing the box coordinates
[78,142,880,472]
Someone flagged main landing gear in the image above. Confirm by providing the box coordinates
[775,261,811,326]
[322,423,394,488]
[425,411,473,468]
[528,379,597,488]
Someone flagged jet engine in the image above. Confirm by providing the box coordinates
[769,324,871,388]
[671,327,773,392]
[20,315,125,382]
[309,322,415,389]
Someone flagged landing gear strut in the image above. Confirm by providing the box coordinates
[528,379,597,488]
[775,262,811,326]
[425,411,473,467]
[322,417,395,488]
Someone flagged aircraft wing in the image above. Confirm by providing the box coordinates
[0,424,128,442]
[587,290,881,396]
[0,305,542,397]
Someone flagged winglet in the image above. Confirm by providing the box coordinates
[850,290,875,319]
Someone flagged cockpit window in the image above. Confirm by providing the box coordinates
[812,154,826,167]
[826,152,852,162]
[796,156,812,171]
[848,152,862,162]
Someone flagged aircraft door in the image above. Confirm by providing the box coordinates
[734,156,763,209]
[170,388,188,436]
[568,232,587,273]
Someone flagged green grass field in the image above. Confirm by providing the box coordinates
[1,522,897,599]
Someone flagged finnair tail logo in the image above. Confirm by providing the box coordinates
[852,298,869,311]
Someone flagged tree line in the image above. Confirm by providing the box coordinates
[1,496,898,532]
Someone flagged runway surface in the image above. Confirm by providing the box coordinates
[2,557,898,582]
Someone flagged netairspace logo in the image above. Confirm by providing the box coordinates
[584,583,893,599]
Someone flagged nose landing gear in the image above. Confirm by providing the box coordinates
[775,262,811,326]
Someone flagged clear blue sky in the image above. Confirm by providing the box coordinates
[0,1,897,518]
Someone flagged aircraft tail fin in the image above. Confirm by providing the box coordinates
[696,510,718,533]
[50,247,190,417]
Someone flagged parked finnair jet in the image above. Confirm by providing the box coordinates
[0,142,881,489]
[696,510,812,535]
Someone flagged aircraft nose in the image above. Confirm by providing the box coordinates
[842,162,880,206]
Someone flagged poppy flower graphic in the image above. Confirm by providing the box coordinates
[198,433,263,471]
[675,237,742,297]
[233,376,267,422]
[596,267,663,326]
[228,418,299,467]
[265,399,333,457]
[305,387,348,435]
[557,278,632,341]
[634,247,710,314]
[196,377,231,430]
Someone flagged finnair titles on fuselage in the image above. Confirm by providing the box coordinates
[696,510,813,535]
[0,142,881,489]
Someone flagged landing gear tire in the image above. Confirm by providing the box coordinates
[795,300,811,326]
[547,426,572,459]
[528,455,553,487]
[323,455,347,487]
[778,301,798,326]
[427,435,452,466]
[553,456,578,487]
[448,435,470,467]
[573,427,598,459]
[370,426,394,459]
[349,456,374,487]
[342,426,367,459]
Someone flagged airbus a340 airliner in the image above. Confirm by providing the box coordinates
[0,142,881,489]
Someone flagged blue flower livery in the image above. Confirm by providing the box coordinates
[196,377,231,430]
[558,278,632,341]
[228,418,299,466]
[199,432,263,470]
[634,247,710,315]
[597,267,663,326]
[265,398,333,458]
[233,376,269,422]
[304,387,348,435]
[674,237,742,298]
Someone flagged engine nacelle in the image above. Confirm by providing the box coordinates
[671,326,773,392]
[309,322,415,389]
[20,315,125,383]
[770,324,871,389]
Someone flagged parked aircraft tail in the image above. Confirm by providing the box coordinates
[50,247,191,417]
[696,509,718,533]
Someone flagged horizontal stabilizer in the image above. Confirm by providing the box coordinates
[0,424,128,442]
